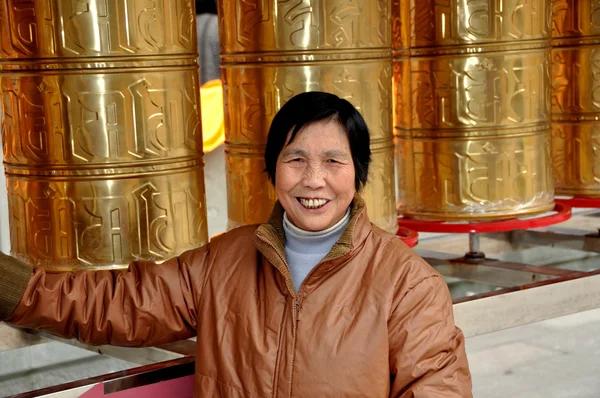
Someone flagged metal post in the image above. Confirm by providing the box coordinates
[465,233,485,260]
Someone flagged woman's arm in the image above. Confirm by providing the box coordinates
[388,274,472,397]
[0,246,213,347]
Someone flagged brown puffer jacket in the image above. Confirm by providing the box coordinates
[0,197,472,397]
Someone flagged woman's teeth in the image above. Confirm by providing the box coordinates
[299,198,328,209]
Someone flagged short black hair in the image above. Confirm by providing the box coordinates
[264,91,371,191]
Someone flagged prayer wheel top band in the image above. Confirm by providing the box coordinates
[0,0,197,58]
[393,0,551,49]
[218,0,391,53]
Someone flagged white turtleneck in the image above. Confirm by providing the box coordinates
[282,208,351,291]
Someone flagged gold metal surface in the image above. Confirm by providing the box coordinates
[0,0,196,58]
[219,0,397,233]
[394,0,555,220]
[552,123,600,197]
[0,0,208,270]
[395,0,551,50]
[551,0,600,197]
[408,127,553,220]
[1,64,202,168]
[552,0,600,44]
[6,165,207,271]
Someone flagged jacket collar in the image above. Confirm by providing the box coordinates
[254,195,372,295]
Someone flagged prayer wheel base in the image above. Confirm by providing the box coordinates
[555,190,600,199]
[402,202,556,222]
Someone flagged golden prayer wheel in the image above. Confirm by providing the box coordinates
[0,0,208,270]
[218,0,397,233]
[393,0,555,220]
[551,0,600,197]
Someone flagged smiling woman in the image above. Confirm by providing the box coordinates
[0,91,472,398]
[265,92,371,192]
[275,121,356,231]
[265,93,370,232]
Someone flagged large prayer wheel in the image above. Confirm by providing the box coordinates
[394,0,555,220]
[0,0,208,270]
[551,0,600,197]
[218,0,397,233]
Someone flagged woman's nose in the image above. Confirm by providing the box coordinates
[302,167,326,189]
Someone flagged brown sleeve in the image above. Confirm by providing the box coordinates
[2,246,213,347]
[388,274,473,398]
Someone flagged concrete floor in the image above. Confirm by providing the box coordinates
[467,308,600,398]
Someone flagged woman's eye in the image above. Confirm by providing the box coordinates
[327,159,339,164]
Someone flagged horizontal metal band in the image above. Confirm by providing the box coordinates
[226,138,393,152]
[393,39,550,57]
[552,114,600,122]
[369,138,394,151]
[4,157,205,179]
[221,48,392,65]
[225,144,267,156]
[0,54,199,71]
[555,187,600,197]
[551,36,600,48]
[394,123,550,139]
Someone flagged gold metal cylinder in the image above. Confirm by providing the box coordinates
[0,0,208,270]
[394,0,555,220]
[0,1,196,58]
[551,0,600,197]
[219,0,397,233]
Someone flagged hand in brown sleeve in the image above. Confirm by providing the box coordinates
[2,246,212,347]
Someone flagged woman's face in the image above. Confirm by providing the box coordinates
[275,121,356,231]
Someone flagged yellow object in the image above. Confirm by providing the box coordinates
[201,79,225,153]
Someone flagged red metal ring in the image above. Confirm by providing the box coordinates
[397,203,572,234]
[397,227,419,247]
[555,197,600,209]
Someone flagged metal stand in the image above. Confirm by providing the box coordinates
[396,202,600,336]
[466,233,485,260]
[510,197,600,254]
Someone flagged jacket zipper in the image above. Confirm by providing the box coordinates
[288,294,302,397]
